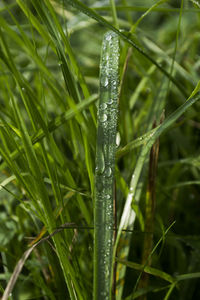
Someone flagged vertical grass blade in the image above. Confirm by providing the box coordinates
[94,31,120,300]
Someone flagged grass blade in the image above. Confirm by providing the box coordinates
[94,31,120,300]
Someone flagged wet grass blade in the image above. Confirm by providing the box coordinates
[94,31,120,300]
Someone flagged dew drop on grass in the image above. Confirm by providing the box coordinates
[100,103,107,110]
[100,114,107,123]
[106,34,112,41]
[107,98,113,105]
[150,132,155,138]
[104,167,112,177]
[116,132,121,146]
[102,77,109,87]
[96,149,105,175]
[95,30,119,298]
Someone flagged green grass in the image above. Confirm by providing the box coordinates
[0,0,200,299]
[94,30,120,300]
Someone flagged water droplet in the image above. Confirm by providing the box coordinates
[101,291,107,297]
[22,87,25,91]
[149,132,154,138]
[107,98,113,104]
[96,149,105,174]
[116,132,121,146]
[106,194,111,200]
[58,61,63,66]
[100,103,107,110]
[105,167,112,177]
[102,77,109,87]
[106,34,112,41]
[130,187,134,192]
[100,114,107,122]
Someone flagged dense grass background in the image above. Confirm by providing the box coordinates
[0,0,200,299]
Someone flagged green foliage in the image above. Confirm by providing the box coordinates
[0,0,200,299]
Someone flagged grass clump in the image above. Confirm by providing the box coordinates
[0,1,200,299]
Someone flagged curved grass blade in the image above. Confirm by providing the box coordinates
[64,0,188,97]
[93,6,200,14]
[176,272,200,281]
[130,0,167,33]
[117,92,200,160]
[94,31,120,300]
[116,259,175,283]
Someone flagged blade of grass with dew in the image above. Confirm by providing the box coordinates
[94,31,120,300]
